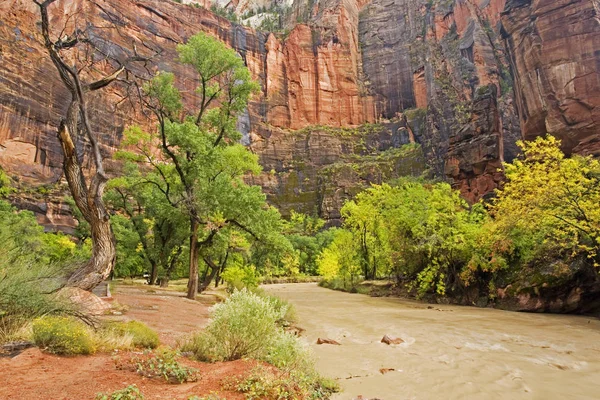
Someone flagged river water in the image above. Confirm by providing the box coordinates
[264,283,600,400]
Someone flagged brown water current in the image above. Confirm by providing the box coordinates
[264,283,600,400]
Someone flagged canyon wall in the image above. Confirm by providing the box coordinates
[0,0,598,226]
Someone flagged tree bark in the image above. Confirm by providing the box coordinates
[187,218,200,299]
[36,0,121,291]
[149,260,158,285]
[199,257,219,293]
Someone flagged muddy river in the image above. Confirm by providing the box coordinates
[264,283,600,400]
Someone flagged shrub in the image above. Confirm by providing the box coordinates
[181,289,282,361]
[93,328,134,352]
[96,385,144,400]
[133,348,198,383]
[105,321,159,349]
[182,289,336,398]
[232,365,339,400]
[252,288,297,325]
[0,200,91,343]
[32,316,96,355]
[264,331,313,371]
[188,395,226,400]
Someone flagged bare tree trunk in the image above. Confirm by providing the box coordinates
[199,257,219,293]
[187,219,200,299]
[149,260,159,285]
[57,101,116,291]
[35,0,124,290]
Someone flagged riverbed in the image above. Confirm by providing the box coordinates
[264,283,600,400]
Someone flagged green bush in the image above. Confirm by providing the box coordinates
[133,348,198,383]
[252,288,297,325]
[0,200,86,343]
[187,395,225,400]
[96,385,144,400]
[105,321,159,349]
[232,365,339,400]
[32,316,96,355]
[181,289,282,361]
[265,330,312,371]
[182,289,336,398]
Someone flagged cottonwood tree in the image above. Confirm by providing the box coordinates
[34,0,149,290]
[105,161,188,286]
[122,32,285,299]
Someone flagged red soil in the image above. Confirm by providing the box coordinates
[0,284,251,400]
[0,348,252,400]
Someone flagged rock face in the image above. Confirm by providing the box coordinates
[0,0,598,218]
[501,0,600,157]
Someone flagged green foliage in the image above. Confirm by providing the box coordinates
[319,180,481,297]
[181,289,285,361]
[0,167,14,197]
[106,162,188,282]
[32,316,96,355]
[104,321,159,349]
[252,288,297,325]
[317,229,362,291]
[117,32,288,293]
[133,348,198,383]
[319,136,600,302]
[0,200,84,342]
[210,4,239,22]
[96,385,144,400]
[282,212,334,276]
[463,136,600,286]
[221,264,259,292]
[232,365,339,400]
[109,215,146,278]
[182,290,333,397]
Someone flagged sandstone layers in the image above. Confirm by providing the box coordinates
[0,0,598,223]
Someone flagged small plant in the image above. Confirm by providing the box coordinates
[133,348,198,383]
[96,384,144,400]
[188,395,226,400]
[93,327,134,352]
[32,316,96,355]
[104,321,159,349]
[231,365,338,400]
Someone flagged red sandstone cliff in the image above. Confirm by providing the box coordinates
[0,0,598,222]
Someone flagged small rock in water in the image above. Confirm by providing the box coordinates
[353,397,383,400]
[316,338,341,345]
[381,335,404,345]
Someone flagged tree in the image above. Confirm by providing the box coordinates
[487,136,600,269]
[33,0,148,290]
[322,180,480,296]
[125,32,285,299]
[282,211,333,275]
[106,161,188,285]
[341,196,390,280]
[317,229,361,289]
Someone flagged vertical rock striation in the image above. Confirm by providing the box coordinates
[501,0,600,156]
[0,0,598,222]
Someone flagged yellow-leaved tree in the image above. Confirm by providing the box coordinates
[491,136,600,267]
